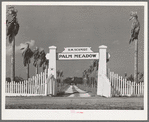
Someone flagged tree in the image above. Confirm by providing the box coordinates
[57,70,64,87]
[138,72,144,82]
[82,69,89,87]
[6,6,19,81]
[88,65,94,87]
[92,60,98,87]
[56,70,60,85]
[44,59,49,71]
[127,72,143,83]
[33,47,40,75]
[129,11,140,83]
[21,43,33,79]
[6,77,11,82]
[127,74,134,82]
[39,49,46,72]
[59,70,64,86]
[14,76,24,83]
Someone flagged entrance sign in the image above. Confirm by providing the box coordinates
[62,47,93,53]
[46,45,111,97]
[58,53,99,60]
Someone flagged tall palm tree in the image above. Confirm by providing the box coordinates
[33,47,40,75]
[6,6,19,81]
[39,49,46,72]
[21,43,33,79]
[129,11,140,83]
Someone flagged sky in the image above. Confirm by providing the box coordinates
[6,5,144,79]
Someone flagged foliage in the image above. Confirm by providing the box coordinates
[14,76,24,82]
[127,74,134,82]
[57,70,64,85]
[127,72,144,82]
[21,43,33,67]
[6,76,24,82]
[6,6,19,43]
[129,11,140,44]
[39,50,46,67]
[33,47,40,67]
[6,77,11,82]
[63,77,83,85]
[63,77,72,84]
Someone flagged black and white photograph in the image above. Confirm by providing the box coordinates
[2,1,148,120]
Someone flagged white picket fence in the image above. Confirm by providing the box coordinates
[110,72,144,96]
[5,69,48,96]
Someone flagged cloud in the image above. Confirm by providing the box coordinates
[6,40,35,56]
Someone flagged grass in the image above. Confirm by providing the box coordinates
[5,96,143,109]
[5,84,144,109]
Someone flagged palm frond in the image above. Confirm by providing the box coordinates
[22,44,33,67]
[6,6,19,43]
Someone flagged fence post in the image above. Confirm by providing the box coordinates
[45,69,47,96]
[124,79,126,95]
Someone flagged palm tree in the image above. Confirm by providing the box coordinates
[56,70,60,86]
[92,60,98,87]
[39,49,46,72]
[21,43,33,79]
[88,65,94,87]
[44,59,49,71]
[82,69,89,90]
[56,70,64,87]
[33,47,40,75]
[129,11,140,83]
[6,6,19,81]
[60,70,64,86]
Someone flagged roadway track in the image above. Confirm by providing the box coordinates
[65,85,91,97]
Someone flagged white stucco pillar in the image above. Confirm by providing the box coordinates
[98,45,107,75]
[48,46,57,96]
[97,45,111,97]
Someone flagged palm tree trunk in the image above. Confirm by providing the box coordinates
[11,35,15,81]
[134,39,138,83]
[42,64,45,72]
[27,63,29,79]
[36,64,39,75]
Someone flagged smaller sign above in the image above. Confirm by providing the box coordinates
[62,47,93,53]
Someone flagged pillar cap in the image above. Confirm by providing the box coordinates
[49,46,57,49]
[99,45,107,49]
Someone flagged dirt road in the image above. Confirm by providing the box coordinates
[65,85,91,97]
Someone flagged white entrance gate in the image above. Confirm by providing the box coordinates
[46,45,111,97]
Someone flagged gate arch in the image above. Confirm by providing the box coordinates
[46,45,111,97]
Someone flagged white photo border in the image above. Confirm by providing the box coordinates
[2,1,148,120]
